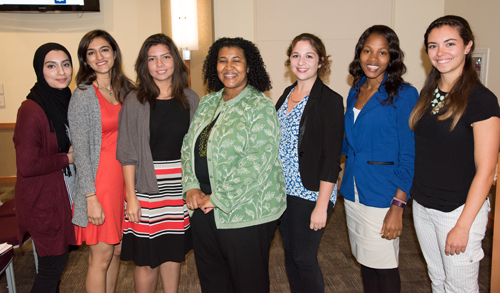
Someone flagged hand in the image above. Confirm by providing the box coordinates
[126,194,141,224]
[380,205,403,240]
[445,225,469,255]
[186,189,205,210]
[310,206,328,231]
[199,195,215,214]
[86,195,105,226]
[67,145,74,164]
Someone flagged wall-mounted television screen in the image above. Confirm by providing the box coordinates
[0,0,100,12]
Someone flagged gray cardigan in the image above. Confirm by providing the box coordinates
[68,84,105,227]
[116,88,199,194]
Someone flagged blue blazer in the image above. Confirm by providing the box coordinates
[339,76,418,208]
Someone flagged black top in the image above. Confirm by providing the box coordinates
[275,77,344,191]
[194,115,219,195]
[149,99,190,161]
[411,83,500,212]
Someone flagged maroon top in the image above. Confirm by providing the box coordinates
[13,100,76,257]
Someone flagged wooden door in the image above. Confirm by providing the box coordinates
[491,153,500,291]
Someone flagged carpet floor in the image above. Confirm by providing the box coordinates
[0,184,492,292]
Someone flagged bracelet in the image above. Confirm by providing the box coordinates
[85,193,96,198]
[392,197,406,204]
[391,198,407,209]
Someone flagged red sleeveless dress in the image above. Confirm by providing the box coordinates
[75,86,125,245]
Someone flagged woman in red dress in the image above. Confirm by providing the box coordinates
[69,30,134,293]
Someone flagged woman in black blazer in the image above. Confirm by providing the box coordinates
[276,33,344,293]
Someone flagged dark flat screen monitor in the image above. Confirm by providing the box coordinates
[0,0,100,12]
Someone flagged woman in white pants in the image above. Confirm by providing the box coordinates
[409,15,500,292]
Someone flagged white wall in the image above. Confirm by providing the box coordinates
[254,0,393,101]
[213,0,446,103]
[445,0,500,99]
[0,0,162,122]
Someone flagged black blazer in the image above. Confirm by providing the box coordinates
[275,77,344,192]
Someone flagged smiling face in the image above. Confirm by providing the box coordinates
[427,25,473,81]
[86,37,115,75]
[43,50,72,89]
[217,46,248,94]
[147,44,174,86]
[289,40,321,82]
[359,33,390,83]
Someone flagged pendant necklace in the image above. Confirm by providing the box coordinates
[96,80,113,96]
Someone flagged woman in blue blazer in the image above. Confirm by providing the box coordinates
[340,25,418,293]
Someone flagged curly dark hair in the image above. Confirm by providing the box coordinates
[202,37,272,93]
[284,33,331,79]
[348,25,407,106]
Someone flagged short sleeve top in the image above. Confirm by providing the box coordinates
[411,83,500,212]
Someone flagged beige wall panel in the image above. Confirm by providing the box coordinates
[255,0,393,42]
[0,0,162,123]
[254,0,393,103]
[445,0,500,100]
[214,0,254,41]
[394,0,444,92]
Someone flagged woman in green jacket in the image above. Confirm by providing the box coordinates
[181,37,286,293]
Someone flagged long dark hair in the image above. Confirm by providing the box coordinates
[348,25,407,106]
[284,33,331,79]
[76,29,134,103]
[409,15,477,131]
[135,33,189,110]
[202,37,271,93]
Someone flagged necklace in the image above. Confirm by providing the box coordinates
[431,87,447,115]
[357,86,376,107]
[96,80,113,96]
[198,96,223,157]
[289,88,309,103]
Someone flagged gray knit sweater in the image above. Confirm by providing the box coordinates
[116,88,199,194]
[68,84,105,227]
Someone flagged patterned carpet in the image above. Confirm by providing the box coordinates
[0,184,493,292]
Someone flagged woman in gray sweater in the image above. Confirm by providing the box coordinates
[68,30,134,293]
[116,33,199,293]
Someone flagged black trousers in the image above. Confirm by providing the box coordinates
[278,195,333,293]
[190,209,278,293]
[31,250,68,293]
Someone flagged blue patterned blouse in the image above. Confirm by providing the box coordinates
[277,87,337,203]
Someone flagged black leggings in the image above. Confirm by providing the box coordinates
[31,251,68,293]
[361,265,401,293]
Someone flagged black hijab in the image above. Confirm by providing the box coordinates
[27,43,72,154]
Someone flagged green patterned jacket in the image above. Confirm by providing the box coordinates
[181,85,286,229]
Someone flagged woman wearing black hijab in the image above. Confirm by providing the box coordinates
[14,43,76,292]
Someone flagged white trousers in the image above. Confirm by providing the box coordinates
[412,199,490,293]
